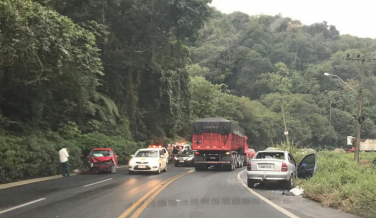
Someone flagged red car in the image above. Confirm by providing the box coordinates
[87,148,118,174]
[246,148,256,161]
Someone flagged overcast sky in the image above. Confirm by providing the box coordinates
[210,0,376,39]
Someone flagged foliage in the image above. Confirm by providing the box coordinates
[189,10,376,148]
[296,152,376,218]
[0,130,144,183]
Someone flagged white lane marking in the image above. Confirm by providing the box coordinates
[237,170,300,218]
[0,198,46,215]
[83,178,113,187]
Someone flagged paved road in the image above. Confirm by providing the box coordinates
[0,165,361,218]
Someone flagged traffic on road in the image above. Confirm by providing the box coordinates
[0,118,358,218]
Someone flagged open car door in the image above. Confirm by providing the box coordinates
[297,153,317,178]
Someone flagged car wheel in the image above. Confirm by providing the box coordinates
[129,170,133,175]
[247,179,255,188]
[174,162,179,167]
[111,165,117,174]
[284,175,293,189]
[157,165,161,174]
[163,164,167,172]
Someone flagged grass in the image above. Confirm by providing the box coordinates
[294,151,376,218]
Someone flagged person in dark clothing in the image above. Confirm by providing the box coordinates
[172,146,178,154]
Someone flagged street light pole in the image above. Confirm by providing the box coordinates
[324,73,356,94]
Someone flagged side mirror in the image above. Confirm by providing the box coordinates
[131,155,134,158]
[115,155,118,158]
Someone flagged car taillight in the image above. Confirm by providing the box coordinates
[281,162,288,172]
[195,151,200,155]
[247,162,252,171]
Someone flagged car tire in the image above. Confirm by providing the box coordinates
[247,179,255,188]
[163,164,167,172]
[129,170,133,175]
[174,162,179,167]
[111,165,117,174]
[157,165,161,174]
[284,175,294,190]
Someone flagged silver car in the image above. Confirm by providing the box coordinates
[246,150,317,189]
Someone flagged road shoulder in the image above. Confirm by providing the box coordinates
[239,170,362,218]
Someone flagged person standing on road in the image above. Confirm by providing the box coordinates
[59,146,70,177]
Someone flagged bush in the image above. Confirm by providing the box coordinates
[296,151,376,218]
[0,130,145,184]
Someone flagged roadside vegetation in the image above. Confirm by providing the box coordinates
[1,4,376,210]
[295,151,376,218]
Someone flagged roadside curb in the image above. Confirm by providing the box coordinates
[0,175,74,190]
[0,165,127,190]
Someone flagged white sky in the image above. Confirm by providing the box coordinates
[210,0,376,39]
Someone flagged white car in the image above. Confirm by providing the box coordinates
[128,148,168,174]
[247,150,317,189]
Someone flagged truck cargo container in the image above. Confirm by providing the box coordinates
[192,118,248,171]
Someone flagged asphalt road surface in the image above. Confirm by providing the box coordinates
[0,165,361,218]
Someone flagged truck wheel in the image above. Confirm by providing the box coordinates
[195,165,203,171]
[111,165,117,174]
[247,179,255,188]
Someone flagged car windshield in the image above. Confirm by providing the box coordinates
[256,152,285,160]
[135,150,159,157]
[91,150,112,157]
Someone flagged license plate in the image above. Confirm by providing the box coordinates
[259,164,273,169]
[138,165,146,169]
[179,160,184,163]
[179,158,184,161]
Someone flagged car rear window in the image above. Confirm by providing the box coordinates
[256,152,285,160]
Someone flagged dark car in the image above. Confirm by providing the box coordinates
[174,150,195,167]
[86,148,118,174]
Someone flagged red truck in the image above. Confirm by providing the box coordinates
[192,118,248,171]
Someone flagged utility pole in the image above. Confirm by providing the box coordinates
[280,99,290,147]
[345,54,375,163]
[329,98,332,126]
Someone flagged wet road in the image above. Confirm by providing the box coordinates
[0,165,361,218]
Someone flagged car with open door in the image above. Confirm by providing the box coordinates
[86,148,118,174]
[246,150,317,189]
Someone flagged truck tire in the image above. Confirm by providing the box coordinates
[195,165,203,171]
[227,155,235,171]
[247,179,255,188]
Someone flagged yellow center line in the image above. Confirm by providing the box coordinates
[130,170,194,218]
[118,170,193,218]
